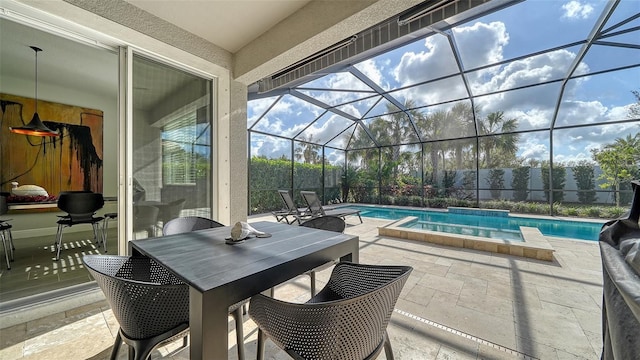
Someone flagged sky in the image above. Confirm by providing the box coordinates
[248,0,640,166]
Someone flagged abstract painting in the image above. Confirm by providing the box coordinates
[0,93,103,200]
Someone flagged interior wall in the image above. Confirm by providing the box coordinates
[0,49,119,238]
[0,72,118,197]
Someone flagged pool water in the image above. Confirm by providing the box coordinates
[343,205,605,242]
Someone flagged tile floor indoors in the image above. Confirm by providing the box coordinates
[0,214,604,359]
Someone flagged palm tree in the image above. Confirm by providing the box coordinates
[477,111,519,168]
[449,102,476,169]
[294,135,321,164]
[356,101,420,181]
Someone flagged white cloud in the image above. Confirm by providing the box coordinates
[298,113,350,144]
[453,21,509,70]
[356,59,386,87]
[393,34,458,87]
[471,49,589,95]
[247,96,280,124]
[520,142,549,160]
[561,1,594,20]
[249,12,640,164]
[250,136,289,159]
[556,100,607,126]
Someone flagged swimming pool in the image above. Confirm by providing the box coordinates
[343,205,605,242]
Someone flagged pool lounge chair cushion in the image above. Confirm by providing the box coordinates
[300,190,362,224]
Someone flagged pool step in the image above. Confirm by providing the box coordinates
[380,216,555,261]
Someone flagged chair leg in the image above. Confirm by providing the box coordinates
[310,271,317,297]
[55,224,64,260]
[1,232,10,270]
[110,332,122,360]
[383,330,394,360]
[101,218,107,250]
[128,344,136,360]
[1,229,13,262]
[102,217,110,253]
[92,223,101,246]
[257,329,265,360]
[7,229,14,260]
[233,306,245,360]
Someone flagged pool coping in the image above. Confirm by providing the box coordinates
[379,216,555,261]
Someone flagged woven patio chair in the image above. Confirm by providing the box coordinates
[249,262,413,360]
[83,255,189,360]
[162,216,225,235]
[299,215,346,296]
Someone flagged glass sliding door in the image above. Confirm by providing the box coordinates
[131,53,213,239]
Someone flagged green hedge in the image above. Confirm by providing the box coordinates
[249,157,342,214]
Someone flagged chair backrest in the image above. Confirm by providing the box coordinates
[160,198,186,223]
[133,205,159,233]
[300,190,324,215]
[83,255,189,340]
[163,216,225,235]
[250,262,412,360]
[278,190,297,211]
[57,191,104,221]
[300,215,345,233]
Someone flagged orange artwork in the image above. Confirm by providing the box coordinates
[0,93,103,198]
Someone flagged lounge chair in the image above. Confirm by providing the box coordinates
[300,190,362,223]
[272,190,311,224]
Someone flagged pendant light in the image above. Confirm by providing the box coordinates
[9,46,60,137]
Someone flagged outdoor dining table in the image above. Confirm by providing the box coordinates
[129,220,359,359]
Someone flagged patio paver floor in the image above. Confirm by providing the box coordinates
[0,215,603,359]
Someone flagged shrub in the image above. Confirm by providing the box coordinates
[572,161,597,204]
[542,163,566,203]
[511,166,530,201]
[486,169,505,199]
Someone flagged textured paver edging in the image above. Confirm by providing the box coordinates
[379,216,555,261]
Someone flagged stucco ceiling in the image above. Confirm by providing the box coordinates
[123,0,313,53]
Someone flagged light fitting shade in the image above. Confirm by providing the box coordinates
[9,45,60,137]
[9,112,59,136]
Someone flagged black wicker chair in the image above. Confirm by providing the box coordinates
[162,216,225,235]
[161,216,248,360]
[249,262,413,360]
[83,255,189,360]
[299,215,346,296]
[0,193,14,270]
[55,191,104,260]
